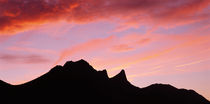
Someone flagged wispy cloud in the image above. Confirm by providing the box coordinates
[176,60,204,68]
[109,47,176,71]
[55,35,115,65]
[0,53,50,64]
[110,34,153,52]
[7,46,57,55]
[111,44,134,52]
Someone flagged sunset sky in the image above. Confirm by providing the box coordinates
[0,0,210,100]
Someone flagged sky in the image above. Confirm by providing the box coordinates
[0,0,210,100]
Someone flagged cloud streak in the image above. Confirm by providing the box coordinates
[176,60,204,68]
[0,0,209,35]
[55,35,115,65]
[0,53,50,64]
[7,46,57,55]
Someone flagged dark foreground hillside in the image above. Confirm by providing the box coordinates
[0,59,209,104]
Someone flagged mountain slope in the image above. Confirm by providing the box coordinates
[0,59,209,104]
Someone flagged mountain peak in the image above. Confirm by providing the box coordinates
[111,69,128,82]
[63,59,96,72]
[118,70,126,78]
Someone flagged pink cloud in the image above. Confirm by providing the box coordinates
[110,34,152,52]
[55,35,115,65]
[111,44,134,52]
[0,53,50,64]
[7,46,57,55]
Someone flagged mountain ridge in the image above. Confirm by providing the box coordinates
[0,59,209,104]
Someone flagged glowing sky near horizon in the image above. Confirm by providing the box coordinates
[0,0,210,100]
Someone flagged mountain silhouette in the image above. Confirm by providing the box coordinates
[0,59,209,104]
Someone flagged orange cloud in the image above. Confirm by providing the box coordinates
[55,35,115,65]
[128,68,162,78]
[0,0,209,35]
[109,47,176,71]
[110,34,153,52]
[111,44,134,52]
[176,60,204,68]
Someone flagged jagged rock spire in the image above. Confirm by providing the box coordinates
[113,70,127,80]
[111,70,128,82]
